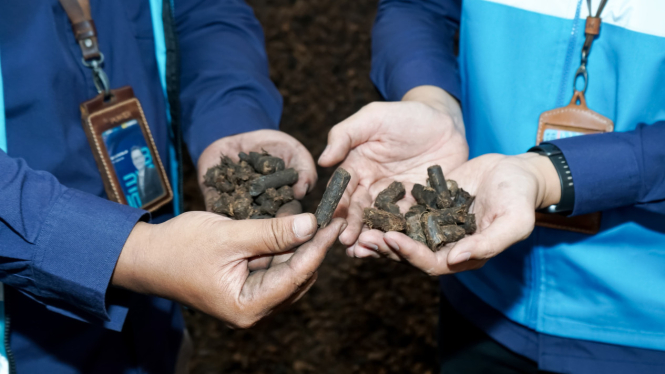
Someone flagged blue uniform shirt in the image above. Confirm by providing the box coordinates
[0,0,281,372]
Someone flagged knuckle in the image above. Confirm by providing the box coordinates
[231,316,258,330]
[476,240,497,259]
[261,219,286,251]
[425,268,440,277]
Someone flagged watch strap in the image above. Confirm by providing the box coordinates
[528,143,575,214]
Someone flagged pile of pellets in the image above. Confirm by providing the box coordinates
[204,151,298,219]
[363,165,477,251]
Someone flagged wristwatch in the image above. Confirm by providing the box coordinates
[527,143,575,215]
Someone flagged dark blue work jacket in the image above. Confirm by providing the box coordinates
[0,0,281,372]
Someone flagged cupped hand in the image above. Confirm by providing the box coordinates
[198,129,317,204]
[318,86,468,254]
[113,211,346,328]
[354,153,561,276]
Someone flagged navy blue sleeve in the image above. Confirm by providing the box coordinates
[0,153,147,331]
[371,0,461,101]
[548,122,665,216]
[174,0,283,163]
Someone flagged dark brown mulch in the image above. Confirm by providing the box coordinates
[183,0,440,372]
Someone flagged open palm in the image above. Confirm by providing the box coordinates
[318,97,468,254]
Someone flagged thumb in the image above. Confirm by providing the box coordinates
[318,103,383,166]
[233,213,318,257]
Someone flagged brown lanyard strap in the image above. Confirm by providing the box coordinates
[59,0,111,98]
[574,0,609,93]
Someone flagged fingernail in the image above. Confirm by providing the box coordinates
[385,237,400,252]
[318,146,330,162]
[359,241,378,251]
[304,183,310,193]
[340,221,348,234]
[293,214,315,238]
[452,252,471,264]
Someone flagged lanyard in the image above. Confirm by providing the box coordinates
[574,0,609,93]
[58,0,111,99]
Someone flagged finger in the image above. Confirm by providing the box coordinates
[318,103,384,167]
[224,213,318,257]
[270,251,295,267]
[338,186,372,246]
[447,210,534,266]
[353,244,381,259]
[270,273,319,316]
[276,200,303,217]
[278,272,318,307]
[383,231,455,276]
[248,256,273,271]
[286,144,317,199]
[358,230,402,261]
[241,218,346,313]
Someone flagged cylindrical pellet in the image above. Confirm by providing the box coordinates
[249,168,299,196]
[411,184,438,209]
[363,208,406,232]
[375,181,405,215]
[405,210,427,244]
[420,212,445,250]
[427,165,449,195]
[315,168,351,227]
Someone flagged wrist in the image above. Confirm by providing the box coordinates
[402,85,465,135]
[112,221,152,293]
[402,85,458,112]
[520,153,562,209]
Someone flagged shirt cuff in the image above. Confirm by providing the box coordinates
[548,134,642,216]
[32,188,147,328]
[184,101,280,164]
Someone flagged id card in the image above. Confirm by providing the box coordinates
[535,91,613,234]
[80,87,173,212]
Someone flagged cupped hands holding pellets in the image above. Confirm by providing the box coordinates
[320,86,562,276]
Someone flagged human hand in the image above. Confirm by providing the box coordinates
[318,86,468,255]
[353,153,561,275]
[112,211,346,328]
[198,129,317,207]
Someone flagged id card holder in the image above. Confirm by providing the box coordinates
[535,91,613,234]
[80,87,173,212]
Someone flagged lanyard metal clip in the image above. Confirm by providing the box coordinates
[82,54,111,99]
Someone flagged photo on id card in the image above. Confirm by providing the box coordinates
[102,119,165,209]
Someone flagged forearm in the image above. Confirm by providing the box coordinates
[0,153,146,329]
[176,0,282,164]
[548,122,665,215]
[371,0,462,101]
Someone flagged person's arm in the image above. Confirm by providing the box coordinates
[319,0,466,253]
[549,122,665,215]
[175,0,282,164]
[0,152,146,331]
[174,0,317,201]
[371,0,461,101]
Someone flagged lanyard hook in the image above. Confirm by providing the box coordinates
[82,53,111,99]
[574,64,588,93]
